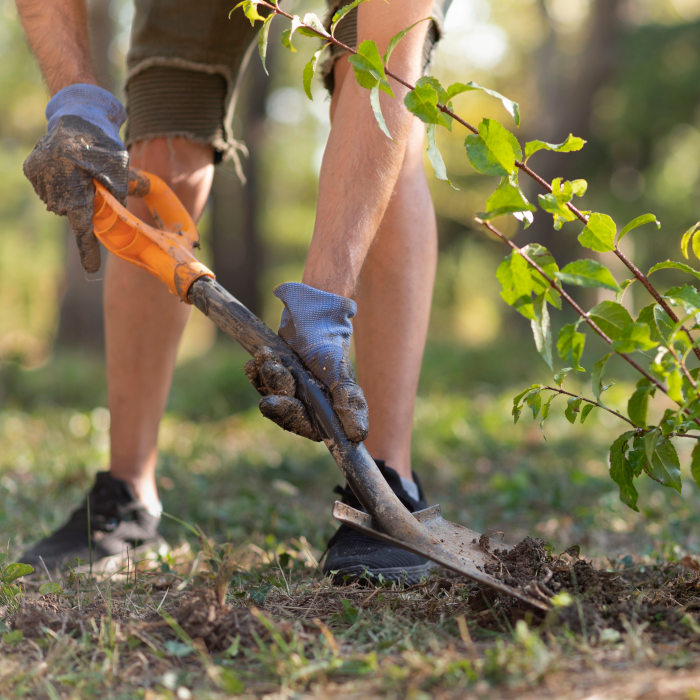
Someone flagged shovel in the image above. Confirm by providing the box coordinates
[92,169,549,612]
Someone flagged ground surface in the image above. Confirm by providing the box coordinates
[1,343,699,699]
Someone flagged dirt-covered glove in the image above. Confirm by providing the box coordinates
[23,84,129,273]
[245,282,370,443]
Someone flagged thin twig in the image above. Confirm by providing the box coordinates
[541,385,635,427]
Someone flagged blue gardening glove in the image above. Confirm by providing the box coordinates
[245,282,369,442]
[23,84,129,273]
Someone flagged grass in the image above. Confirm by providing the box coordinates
[1,338,699,698]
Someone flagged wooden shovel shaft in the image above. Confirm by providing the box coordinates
[187,276,440,550]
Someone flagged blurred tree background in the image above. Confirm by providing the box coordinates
[2,0,700,364]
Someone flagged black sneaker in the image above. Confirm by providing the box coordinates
[322,461,435,585]
[19,471,167,575]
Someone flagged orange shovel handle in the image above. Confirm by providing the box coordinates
[92,168,214,300]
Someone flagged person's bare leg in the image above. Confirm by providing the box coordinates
[354,118,437,481]
[104,137,214,512]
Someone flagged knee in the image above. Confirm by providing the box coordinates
[128,138,215,219]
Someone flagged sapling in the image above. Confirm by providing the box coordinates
[233,0,700,510]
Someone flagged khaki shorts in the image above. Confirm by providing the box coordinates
[125,0,452,163]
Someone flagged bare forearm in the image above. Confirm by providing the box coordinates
[303,0,433,297]
[16,0,96,94]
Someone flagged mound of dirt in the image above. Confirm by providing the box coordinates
[476,536,700,642]
[171,588,270,652]
[10,595,120,638]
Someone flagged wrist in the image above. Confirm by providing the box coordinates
[46,83,126,146]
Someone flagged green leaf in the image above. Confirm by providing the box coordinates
[39,581,63,596]
[233,0,265,25]
[617,213,660,242]
[480,119,522,171]
[680,221,700,260]
[627,381,652,427]
[513,385,542,423]
[302,47,325,100]
[565,396,582,423]
[636,304,669,345]
[592,353,612,402]
[496,250,536,320]
[280,15,304,52]
[369,85,391,139]
[258,14,274,75]
[653,305,675,341]
[497,244,559,319]
[481,177,535,220]
[425,124,452,185]
[580,403,595,423]
[609,431,639,511]
[525,387,543,418]
[2,562,33,583]
[691,442,700,488]
[667,367,684,404]
[446,81,520,125]
[465,119,521,176]
[524,133,585,161]
[611,323,658,353]
[553,367,573,385]
[384,18,430,64]
[643,429,660,465]
[627,443,647,477]
[664,284,700,314]
[540,393,554,423]
[588,300,633,340]
[648,259,700,282]
[556,259,620,291]
[404,78,451,128]
[522,243,561,307]
[647,437,682,492]
[579,213,617,253]
[531,294,553,369]
[465,135,505,176]
[280,28,296,52]
[299,12,330,38]
[537,178,585,230]
[557,323,585,371]
[348,40,392,95]
[330,0,369,34]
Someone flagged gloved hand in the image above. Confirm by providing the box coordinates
[23,84,129,273]
[245,282,370,443]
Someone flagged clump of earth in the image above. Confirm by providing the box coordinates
[474,536,700,641]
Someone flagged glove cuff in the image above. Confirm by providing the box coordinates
[46,84,126,146]
[274,282,356,326]
[274,282,356,380]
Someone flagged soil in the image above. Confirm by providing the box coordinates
[475,536,700,643]
[5,541,699,698]
[170,587,270,652]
